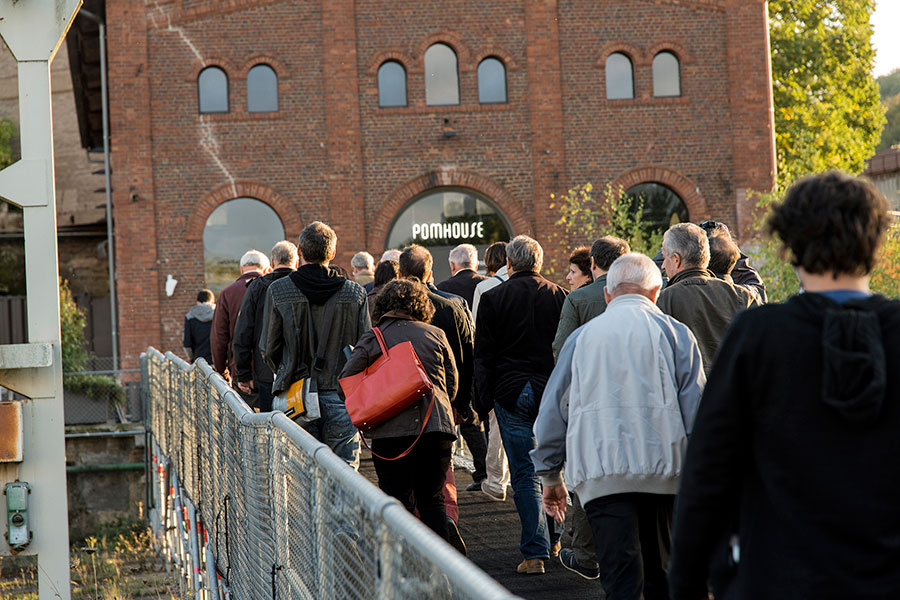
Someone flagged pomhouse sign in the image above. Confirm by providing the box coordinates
[412,221,486,241]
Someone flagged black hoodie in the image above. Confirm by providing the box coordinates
[289,264,347,305]
[669,293,900,600]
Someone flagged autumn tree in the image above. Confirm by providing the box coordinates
[769,0,884,183]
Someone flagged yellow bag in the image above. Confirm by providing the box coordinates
[274,377,319,422]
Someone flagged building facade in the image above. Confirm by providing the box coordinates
[100,0,775,365]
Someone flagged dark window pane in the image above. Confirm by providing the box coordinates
[198,67,228,113]
[386,189,513,282]
[624,183,689,235]
[425,44,459,106]
[378,61,407,107]
[605,53,634,100]
[203,198,285,295]
[653,52,681,97]
[247,64,278,112]
[478,57,507,103]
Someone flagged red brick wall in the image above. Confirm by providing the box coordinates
[107,0,774,360]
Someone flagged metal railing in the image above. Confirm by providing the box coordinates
[142,347,519,600]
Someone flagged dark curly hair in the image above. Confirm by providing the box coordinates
[568,246,593,284]
[373,259,400,287]
[484,241,508,274]
[373,279,435,323]
[766,171,890,278]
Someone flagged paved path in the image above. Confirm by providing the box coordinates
[360,454,604,599]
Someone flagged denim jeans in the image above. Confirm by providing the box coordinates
[301,391,360,470]
[494,382,557,559]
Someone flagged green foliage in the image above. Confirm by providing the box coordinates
[875,92,900,153]
[59,278,89,373]
[877,68,900,101]
[551,182,664,261]
[0,118,16,171]
[743,187,801,303]
[870,224,900,298]
[65,373,126,405]
[769,0,885,184]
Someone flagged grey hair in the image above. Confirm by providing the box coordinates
[271,240,298,267]
[449,244,478,268]
[240,249,270,270]
[380,249,401,262]
[506,235,543,273]
[606,253,662,294]
[663,223,710,269]
[351,251,375,271]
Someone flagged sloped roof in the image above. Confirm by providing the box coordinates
[66,1,106,150]
[864,147,900,177]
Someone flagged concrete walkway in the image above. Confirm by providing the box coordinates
[360,454,604,599]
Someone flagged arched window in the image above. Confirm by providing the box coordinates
[377,61,407,107]
[203,198,285,294]
[653,51,681,97]
[605,53,634,100]
[477,57,507,104]
[247,64,278,112]
[198,66,229,113]
[386,189,512,282]
[424,43,460,106]
[624,182,689,234]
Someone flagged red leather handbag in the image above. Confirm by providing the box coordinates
[339,326,434,434]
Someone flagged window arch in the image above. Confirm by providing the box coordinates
[424,43,460,106]
[202,198,285,294]
[198,66,229,113]
[377,61,408,107]
[477,57,507,104]
[653,51,681,97]
[247,64,278,112]
[624,182,689,234]
[605,53,634,100]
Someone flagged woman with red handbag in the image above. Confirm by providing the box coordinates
[340,279,459,541]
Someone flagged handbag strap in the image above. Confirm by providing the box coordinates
[360,392,436,462]
[371,326,389,357]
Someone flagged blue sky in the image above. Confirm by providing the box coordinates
[873,1,900,77]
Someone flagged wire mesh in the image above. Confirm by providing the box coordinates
[142,348,519,600]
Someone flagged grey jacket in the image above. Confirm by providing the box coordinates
[552,274,609,361]
[339,313,458,440]
[532,294,705,505]
[260,277,370,395]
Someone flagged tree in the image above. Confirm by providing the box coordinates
[0,118,15,170]
[770,0,885,184]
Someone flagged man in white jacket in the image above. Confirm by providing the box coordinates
[532,252,705,600]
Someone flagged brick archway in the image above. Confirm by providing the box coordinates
[370,170,531,249]
[185,181,303,242]
[609,166,707,220]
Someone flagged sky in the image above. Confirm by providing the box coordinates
[872,1,900,77]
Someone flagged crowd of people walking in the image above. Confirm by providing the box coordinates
[183,171,900,600]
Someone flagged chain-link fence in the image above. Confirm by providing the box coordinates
[143,347,520,600]
[64,356,141,425]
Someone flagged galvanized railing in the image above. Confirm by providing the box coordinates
[142,347,518,600]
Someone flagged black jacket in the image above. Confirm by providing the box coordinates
[260,265,371,395]
[669,293,900,600]
[473,271,568,414]
[183,303,215,363]
[436,269,487,308]
[340,312,458,440]
[233,267,293,384]
[425,283,474,415]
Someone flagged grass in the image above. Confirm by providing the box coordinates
[0,526,182,600]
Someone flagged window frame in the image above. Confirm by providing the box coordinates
[652,51,682,98]
[246,63,279,113]
[198,66,230,114]
[477,56,508,104]
[604,52,635,100]
[377,60,409,108]
[424,43,461,106]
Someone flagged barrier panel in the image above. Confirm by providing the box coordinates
[142,347,519,600]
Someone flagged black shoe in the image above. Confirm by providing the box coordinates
[446,517,467,555]
[465,480,483,492]
[558,548,599,580]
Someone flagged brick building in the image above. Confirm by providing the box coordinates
[73,0,775,366]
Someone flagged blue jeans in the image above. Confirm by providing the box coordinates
[494,382,557,559]
[301,391,360,470]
